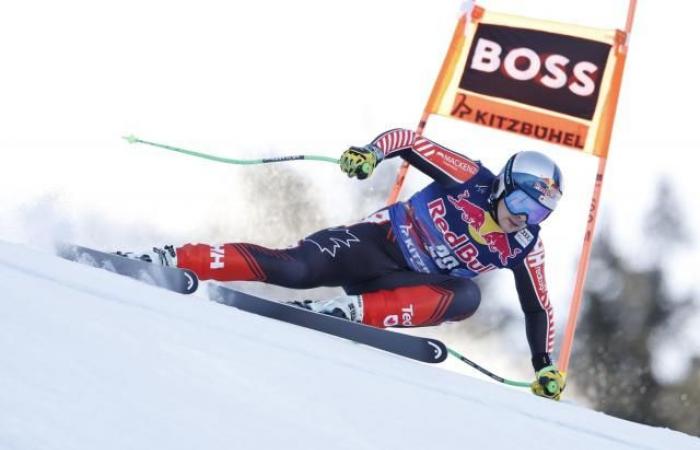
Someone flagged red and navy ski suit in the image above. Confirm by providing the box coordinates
[176,129,555,371]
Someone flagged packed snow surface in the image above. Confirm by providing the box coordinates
[1,240,698,450]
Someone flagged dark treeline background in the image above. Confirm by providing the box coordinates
[571,179,699,436]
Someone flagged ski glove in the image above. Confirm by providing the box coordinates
[531,365,566,400]
[340,145,383,180]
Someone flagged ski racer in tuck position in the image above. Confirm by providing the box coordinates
[127,128,566,400]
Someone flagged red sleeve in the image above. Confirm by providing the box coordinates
[370,129,479,186]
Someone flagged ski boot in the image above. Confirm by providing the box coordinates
[289,295,364,322]
[115,245,178,267]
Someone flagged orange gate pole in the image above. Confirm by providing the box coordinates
[386,5,471,204]
[559,0,637,372]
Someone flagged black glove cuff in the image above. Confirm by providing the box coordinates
[365,143,384,162]
[532,353,553,372]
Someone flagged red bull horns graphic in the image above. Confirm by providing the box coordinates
[447,191,521,265]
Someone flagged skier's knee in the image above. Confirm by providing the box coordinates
[444,279,481,322]
[279,260,320,289]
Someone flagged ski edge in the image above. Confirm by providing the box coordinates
[55,243,199,294]
[209,285,448,364]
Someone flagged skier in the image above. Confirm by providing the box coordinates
[126,128,566,400]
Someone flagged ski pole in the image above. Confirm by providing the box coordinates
[447,347,531,388]
[123,135,340,166]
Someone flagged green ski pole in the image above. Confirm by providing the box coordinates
[123,135,340,166]
[448,347,531,388]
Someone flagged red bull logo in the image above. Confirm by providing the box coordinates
[447,191,521,265]
[534,177,560,199]
[447,192,487,230]
[428,198,495,274]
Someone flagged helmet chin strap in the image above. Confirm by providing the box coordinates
[488,179,503,226]
[489,200,502,227]
[488,195,503,227]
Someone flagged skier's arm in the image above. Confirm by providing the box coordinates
[373,128,480,187]
[510,237,555,372]
[341,128,479,187]
[512,236,566,400]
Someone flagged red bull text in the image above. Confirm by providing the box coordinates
[428,197,495,274]
[429,190,522,269]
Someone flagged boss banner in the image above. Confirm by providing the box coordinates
[427,7,623,156]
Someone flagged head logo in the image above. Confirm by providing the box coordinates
[427,341,445,361]
[184,272,196,292]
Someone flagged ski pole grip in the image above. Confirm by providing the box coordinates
[545,380,559,394]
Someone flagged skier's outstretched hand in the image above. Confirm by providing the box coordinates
[340,145,382,180]
[531,365,566,400]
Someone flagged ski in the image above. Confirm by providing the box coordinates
[208,285,448,363]
[56,244,199,294]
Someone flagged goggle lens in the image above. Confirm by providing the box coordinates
[504,190,552,225]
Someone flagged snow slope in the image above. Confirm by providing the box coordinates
[1,240,698,450]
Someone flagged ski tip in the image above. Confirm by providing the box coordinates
[182,269,199,294]
[427,340,448,363]
[122,135,139,144]
[54,241,77,258]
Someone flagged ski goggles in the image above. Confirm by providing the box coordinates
[504,189,553,225]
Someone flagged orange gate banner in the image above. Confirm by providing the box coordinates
[427,7,623,157]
